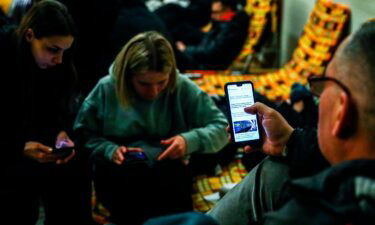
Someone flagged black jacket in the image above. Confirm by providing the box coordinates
[0,25,76,171]
[264,129,375,225]
[179,11,249,70]
[98,0,171,78]
[265,160,375,225]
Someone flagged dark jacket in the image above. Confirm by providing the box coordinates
[285,128,330,178]
[264,159,375,225]
[98,0,171,78]
[264,129,375,225]
[0,23,93,225]
[155,0,211,45]
[0,25,76,172]
[179,10,249,70]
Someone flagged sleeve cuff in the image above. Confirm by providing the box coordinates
[103,145,119,162]
[180,131,200,154]
[284,128,303,158]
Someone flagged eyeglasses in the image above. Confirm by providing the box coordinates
[308,75,351,98]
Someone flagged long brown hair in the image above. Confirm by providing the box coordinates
[15,0,77,80]
[14,0,78,118]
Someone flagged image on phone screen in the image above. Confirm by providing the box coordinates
[225,81,261,145]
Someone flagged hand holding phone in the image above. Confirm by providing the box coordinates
[52,146,74,157]
[124,151,148,162]
[243,102,294,156]
[53,135,75,158]
[225,81,262,147]
[112,146,147,165]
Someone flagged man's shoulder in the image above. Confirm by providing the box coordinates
[291,159,375,190]
[264,160,375,224]
[284,160,375,222]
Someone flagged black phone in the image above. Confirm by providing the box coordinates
[125,151,148,162]
[224,81,262,147]
[52,146,74,156]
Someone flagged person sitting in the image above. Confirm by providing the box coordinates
[175,0,249,71]
[154,0,212,46]
[207,20,375,225]
[74,31,229,225]
[136,19,375,225]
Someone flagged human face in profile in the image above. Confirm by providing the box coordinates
[316,39,352,164]
[211,1,225,21]
[26,28,74,69]
[211,1,234,22]
[132,71,170,101]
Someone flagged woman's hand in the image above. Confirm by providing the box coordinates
[112,146,143,165]
[56,131,74,148]
[158,135,187,160]
[23,141,58,163]
[55,131,76,164]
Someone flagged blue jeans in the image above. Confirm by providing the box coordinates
[207,157,291,225]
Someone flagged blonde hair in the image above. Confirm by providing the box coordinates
[112,31,177,107]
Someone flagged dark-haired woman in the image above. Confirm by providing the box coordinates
[0,1,92,224]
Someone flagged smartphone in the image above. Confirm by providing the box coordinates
[52,146,74,156]
[224,81,262,146]
[125,151,148,162]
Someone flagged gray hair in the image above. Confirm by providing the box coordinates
[339,20,375,135]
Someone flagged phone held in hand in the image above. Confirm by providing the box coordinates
[52,146,74,157]
[224,81,262,147]
[125,151,148,162]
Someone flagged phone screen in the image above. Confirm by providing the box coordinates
[52,146,74,156]
[125,151,147,162]
[225,81,261,145]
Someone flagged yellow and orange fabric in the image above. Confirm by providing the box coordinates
[192,157,248,212]
[229,0,277,72]
[0,0,13,15]
[191,0,351,213]
[193,0,351,102]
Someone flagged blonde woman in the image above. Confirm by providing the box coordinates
[74,31,228,225]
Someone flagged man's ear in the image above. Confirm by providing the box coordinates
[25,28,34,42]
[332,92,357,138]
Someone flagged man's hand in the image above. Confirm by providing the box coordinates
[112,146,143,165]
[158,135,187,160]
[244,102,294,156]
